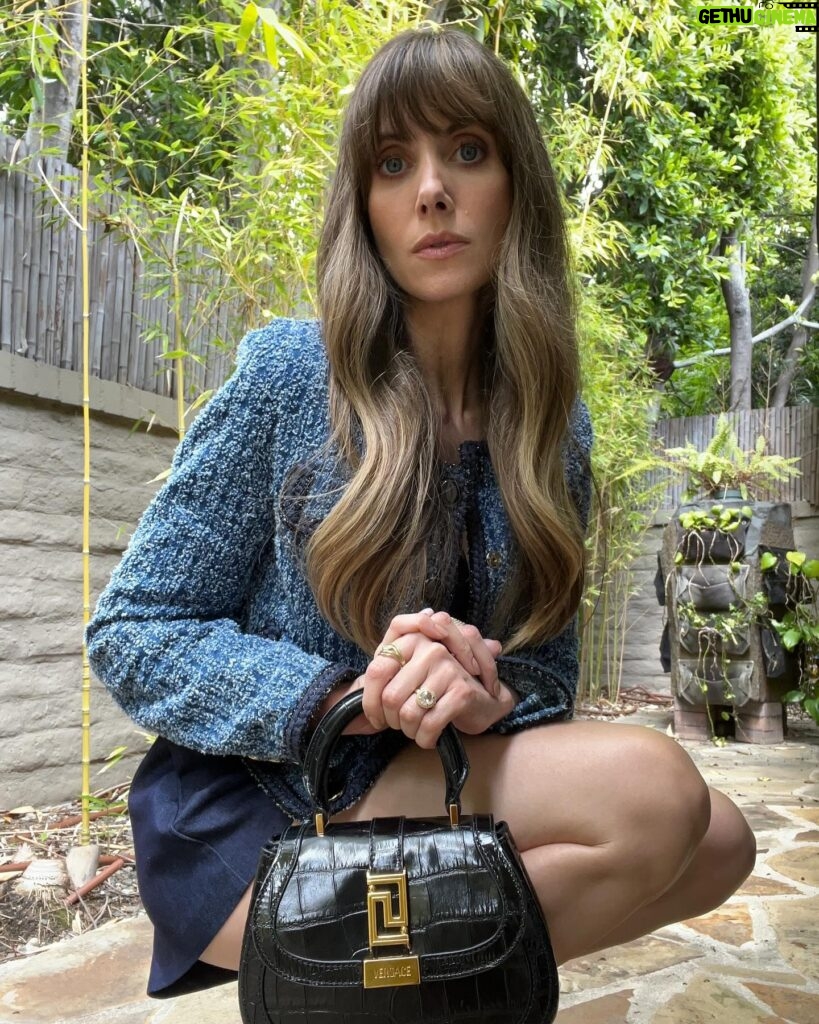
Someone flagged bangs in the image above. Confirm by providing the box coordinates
[347,32,508,185]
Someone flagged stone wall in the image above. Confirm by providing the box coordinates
[618,506,819,698]
[0,351,179,807]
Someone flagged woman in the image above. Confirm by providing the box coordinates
[85,27,755,997]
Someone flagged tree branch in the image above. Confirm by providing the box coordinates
[673,290,815,368]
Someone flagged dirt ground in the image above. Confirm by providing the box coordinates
[0,784,141,965]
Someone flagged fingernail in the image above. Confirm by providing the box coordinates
[421,607,434,615]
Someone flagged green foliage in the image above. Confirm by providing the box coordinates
[766,548,819,725]
[574,284,668,703]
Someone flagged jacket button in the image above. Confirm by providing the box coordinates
[486,550,503,569]
[441,478,461,507]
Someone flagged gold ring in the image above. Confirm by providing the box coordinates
[415,687,437,710]
[376,641,406,667]
[451,617,466,628]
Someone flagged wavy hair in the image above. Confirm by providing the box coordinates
[299,27,585,655]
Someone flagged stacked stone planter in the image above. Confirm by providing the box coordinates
[662,500,799,743]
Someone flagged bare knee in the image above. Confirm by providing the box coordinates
[695,790,756,909]
[611,729,711,897]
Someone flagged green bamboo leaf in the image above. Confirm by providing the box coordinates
[255,7,319,63]
[184,389,214,419]
[236,3,258,56]
[261,22,278,66]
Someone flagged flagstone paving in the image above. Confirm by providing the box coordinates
[0,707,816,1024]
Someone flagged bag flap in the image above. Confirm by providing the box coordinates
[249,815,529,986]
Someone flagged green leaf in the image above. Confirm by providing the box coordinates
[261,23,278,66]
[236,3,258,56]
[786,550,806,570]
[255,7,319,63]
[760,552,778,572]
[803,560,819,579]
[782,629,803,651]
[781,690,804,703]
[804,698,819,724]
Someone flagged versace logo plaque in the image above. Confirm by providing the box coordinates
[363,870,419,989]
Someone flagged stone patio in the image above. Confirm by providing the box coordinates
[1,707,817,1024]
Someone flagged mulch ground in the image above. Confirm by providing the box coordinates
[0,784,141,965]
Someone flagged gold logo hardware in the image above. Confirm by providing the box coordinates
[363,870,419,989]
[363,955,420,989]
[366,871,410,949]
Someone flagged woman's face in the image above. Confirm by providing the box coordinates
[367,119,511,311]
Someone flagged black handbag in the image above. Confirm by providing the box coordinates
[238,690,559,1023]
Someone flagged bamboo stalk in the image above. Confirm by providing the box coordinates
[80,0,92,846]
[171,189,190,440]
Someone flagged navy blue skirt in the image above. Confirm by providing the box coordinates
[129,737,290,996]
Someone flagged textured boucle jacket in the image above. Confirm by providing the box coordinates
[85,317,594,820]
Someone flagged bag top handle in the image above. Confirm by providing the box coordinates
[303,690,470,829]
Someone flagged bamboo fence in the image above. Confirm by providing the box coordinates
[0,132,244,399]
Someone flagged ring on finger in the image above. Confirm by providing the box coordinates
[376,641,406,667]
[415,687,437,710]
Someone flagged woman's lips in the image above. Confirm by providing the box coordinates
[414,241,469,259]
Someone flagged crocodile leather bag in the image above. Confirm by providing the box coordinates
[238,691,559,1024]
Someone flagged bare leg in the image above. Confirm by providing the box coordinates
[581,788,756,953]
[200,722,751,969]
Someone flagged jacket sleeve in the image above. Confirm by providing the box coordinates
[490,397,594,731]
[84,322,359,764]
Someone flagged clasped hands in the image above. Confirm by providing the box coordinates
[319,610,517,748]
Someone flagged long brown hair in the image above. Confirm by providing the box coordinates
[299,27,585,655]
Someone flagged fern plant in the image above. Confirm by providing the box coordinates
[664,415,801,500]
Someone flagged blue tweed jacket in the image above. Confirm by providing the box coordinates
[85,317,594,819]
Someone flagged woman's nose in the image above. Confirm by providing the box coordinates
[415,155,452,215]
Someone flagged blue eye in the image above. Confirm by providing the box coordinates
[459,142,483,162]
[381,156,404,175]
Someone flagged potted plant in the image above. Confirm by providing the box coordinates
[663,414,801,502]
[675,591,768,739]
[675,503,753,564]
